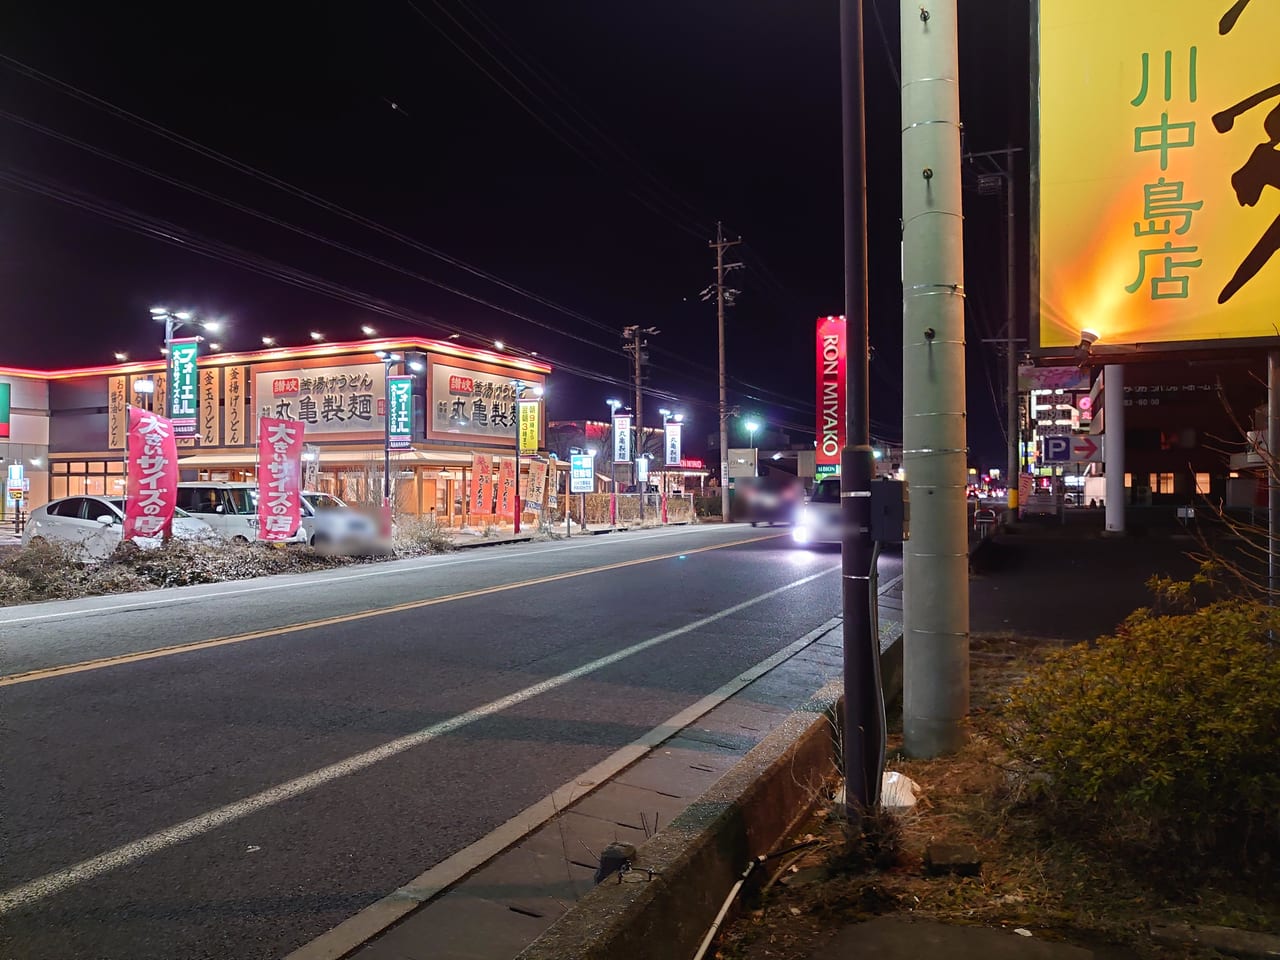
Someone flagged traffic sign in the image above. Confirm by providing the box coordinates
[570,454,595,494]
[1041,435,1103,463]
[1041,435,1071,463]
[1071,436,1102,462]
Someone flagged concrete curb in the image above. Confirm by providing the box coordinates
[515,634,904,960]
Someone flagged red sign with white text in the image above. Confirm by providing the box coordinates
[124,406,178,541]
[470,453,493,515]
[816,316,846,470]
[256,417,305,541]
[448,375,475,394]
[272,378,301,395]
[496,457,517,519]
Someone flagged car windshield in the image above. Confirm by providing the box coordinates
[107,498,194,519]
[305,493,347,512]
[810,479,841,504]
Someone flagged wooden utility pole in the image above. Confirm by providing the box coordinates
[709,222,741,522]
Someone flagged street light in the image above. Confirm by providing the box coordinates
[375,350,402,534]
[361,324,377,337]
[149,307,223,417]
[113,351,128,362]
[607,398,622,527]
[744,419,760,478]
[261,336,277,347]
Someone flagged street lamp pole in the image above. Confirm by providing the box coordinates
[376,351,401,535]
[607,398,622,528]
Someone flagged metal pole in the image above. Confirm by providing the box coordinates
[1104,364,1126,534]
[1269,351,1279,600]
[1005,167,1020,520]
[840,0,879,818]
[716,222,731,524]
[901,0,970,758]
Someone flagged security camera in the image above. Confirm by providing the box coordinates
[1078,329,1100,347]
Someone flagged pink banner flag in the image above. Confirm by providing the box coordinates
[257,417,305,541]
[470,453,493,515]
[124,406,179,541]
[496,458,516,520]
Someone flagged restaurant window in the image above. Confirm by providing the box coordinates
[1124,472,1132,489]
[1156,472,1175,494]
[1194,473,1211,495]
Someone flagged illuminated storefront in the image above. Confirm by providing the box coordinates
[3,337,549,524]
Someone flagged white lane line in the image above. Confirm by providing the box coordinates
[0,563,835,916]
[0,525,762,627]
[285,614,845,960]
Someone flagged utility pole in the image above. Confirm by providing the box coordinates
[839,0,880,819]
[708,221,741,522]
[623,325,659,521]
[901,0,970,758]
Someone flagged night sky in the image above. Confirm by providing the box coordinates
[0,1,1028,466]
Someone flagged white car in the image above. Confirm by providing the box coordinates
[22,495,217,560]
[792,477,842,546]
[300,491,380,549]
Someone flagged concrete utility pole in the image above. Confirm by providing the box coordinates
[839,0,880,817]
[1104,364,1125,534]
[901,0,970,757]
[709,222,741,522]
[623,325,658,520]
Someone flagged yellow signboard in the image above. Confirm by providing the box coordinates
[517,397,539,455]
[1036,0,1279,351]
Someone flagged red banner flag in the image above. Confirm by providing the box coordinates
[469,453,492,515]
[496,457,517,519]
[257,417,305,541]
[124,405,179,541]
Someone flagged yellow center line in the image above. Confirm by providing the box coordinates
[1,533,784,687]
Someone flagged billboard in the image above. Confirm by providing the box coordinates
[1035,0,1280,352]
[664,421,683,466]
[426,357,544,446]
[612,414,632,463]
[816,316,845,471]
[387,375,414,449]
[254,362,386,439]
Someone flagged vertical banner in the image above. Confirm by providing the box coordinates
[225,366,247,446]
[123,406,178,540]
[388,375,414,449]
[200,367,222,447]
[469,453,493,515]
[612,414,632,462]
[518,398,540,455]
[108,376,128,449]
[815,315,846,476]
[0,382,9,438]
[525,460,548,513]
[664,421,683,466]
[496,457,517,519]
[166,337,200,437]
[256,417,305,541]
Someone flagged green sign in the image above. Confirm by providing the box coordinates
[167,338,200,436]
[0,382,10,439]
[815,464,839,478]
[387,375,414,449]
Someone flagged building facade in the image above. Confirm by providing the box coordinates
[1,337,550,526]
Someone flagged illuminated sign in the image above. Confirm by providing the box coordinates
[272,378,301,395]
[1035,0,1280,352]
[612,414,632,462]
[254,362,385,439]
[518,397,539,455]
[167,338,199,437]
[0,382,9,438]
[448,375,475,393]
[387,375,414,449]
[664,421,682,466]
[816,316,845,468]
[427,358,544,446]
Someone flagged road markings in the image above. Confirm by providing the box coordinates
[285,615,845,960]
[0,533,784,686]
[0,525,758,627]
[0,565,837,916]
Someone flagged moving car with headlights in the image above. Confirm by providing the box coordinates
[792,476,842,546]
[738,475,804,527]
[22,495,216,560]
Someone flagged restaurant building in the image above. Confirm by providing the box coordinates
[0,337,549,525]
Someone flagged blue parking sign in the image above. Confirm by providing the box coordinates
[1042,435,1071,463]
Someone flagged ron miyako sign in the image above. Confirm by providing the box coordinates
[816,316,846,472]
[387,376,414,449]
[166,338,200,437]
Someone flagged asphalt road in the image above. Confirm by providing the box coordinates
[1,525,899,960]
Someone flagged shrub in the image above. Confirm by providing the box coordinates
[1,540,88,600]
[394,517,454,556]
[1003,599,1280,870]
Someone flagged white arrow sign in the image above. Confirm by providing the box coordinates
[1071,436,1102,462]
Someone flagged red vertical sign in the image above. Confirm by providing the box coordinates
[124,406,178,541]
[257,417,305,541]
[816,315,846,472]
[496,458,517,519]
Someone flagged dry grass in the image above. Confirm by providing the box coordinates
[711,634,1280,960]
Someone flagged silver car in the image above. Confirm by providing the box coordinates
[22,495,217,561]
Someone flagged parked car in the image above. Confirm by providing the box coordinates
[300,490,380,550]
[176,481,308,544]
[22,495,216,560]
[792,477,842,546]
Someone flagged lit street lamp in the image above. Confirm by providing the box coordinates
[607,398,622,527]
[149,307,223,419]
[375,350,402,534]
[744,418,760,477]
